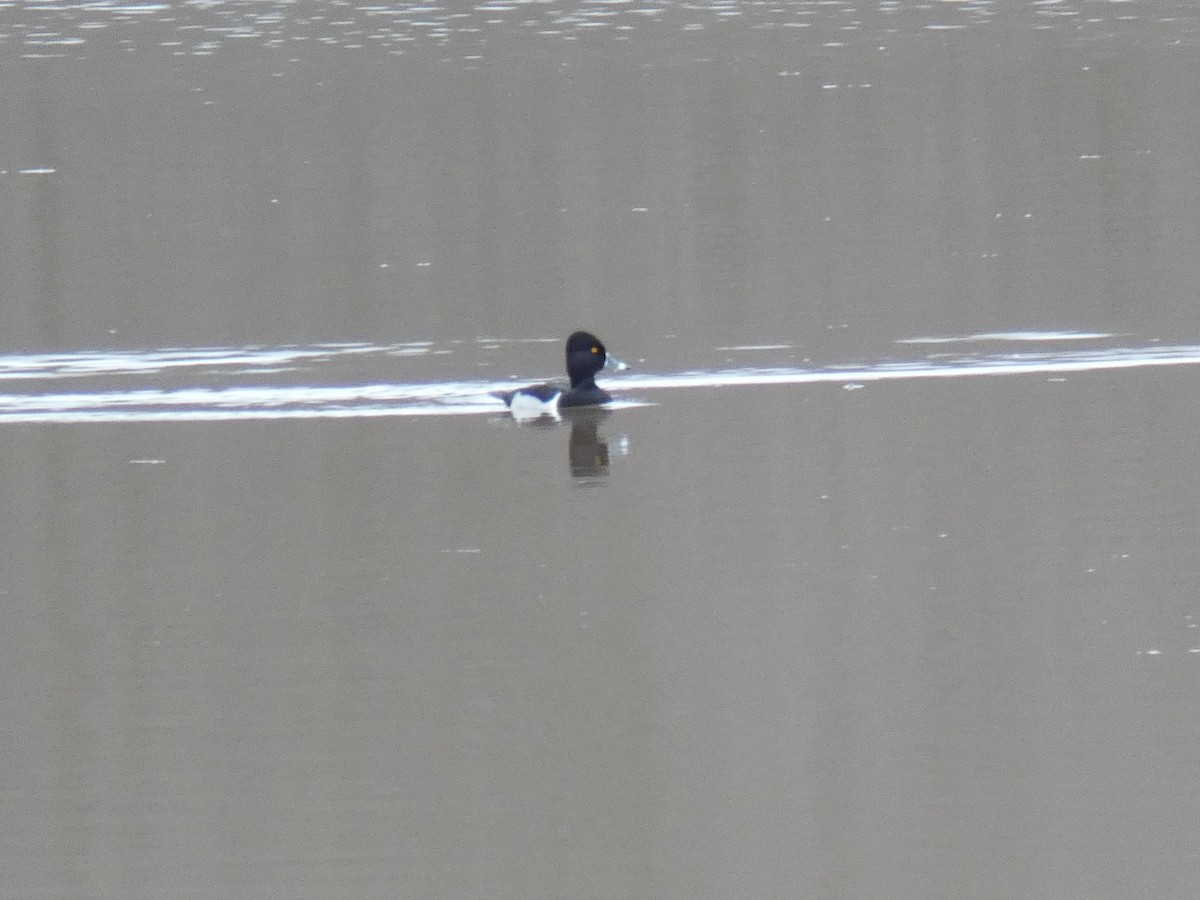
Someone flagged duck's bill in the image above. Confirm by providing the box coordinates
[604,355,629,372]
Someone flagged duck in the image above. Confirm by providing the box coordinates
[494,331,627,417]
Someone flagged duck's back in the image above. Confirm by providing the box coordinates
[559,384,611,407]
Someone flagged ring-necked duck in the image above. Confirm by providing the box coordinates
[494,331,627,417]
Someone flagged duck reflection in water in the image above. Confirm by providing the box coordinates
[565,407,616,478]
[503,406,623,478]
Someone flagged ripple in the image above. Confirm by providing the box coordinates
[0,339,1197,423]
[896,331,1114,345]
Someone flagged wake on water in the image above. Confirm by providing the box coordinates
[0,334,1193,423]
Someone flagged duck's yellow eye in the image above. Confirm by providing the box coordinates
[591,346,599,354]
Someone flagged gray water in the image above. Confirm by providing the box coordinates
[3,2,1200,898]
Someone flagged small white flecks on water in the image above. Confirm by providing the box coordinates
[0,0,1175,58]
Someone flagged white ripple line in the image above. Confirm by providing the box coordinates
[0,345,1197,423]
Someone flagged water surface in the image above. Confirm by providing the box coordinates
[3,2,1200,898]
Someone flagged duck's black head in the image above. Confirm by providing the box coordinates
[565,330,613,389]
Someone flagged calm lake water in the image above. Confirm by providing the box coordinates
[3,2,1200,898]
